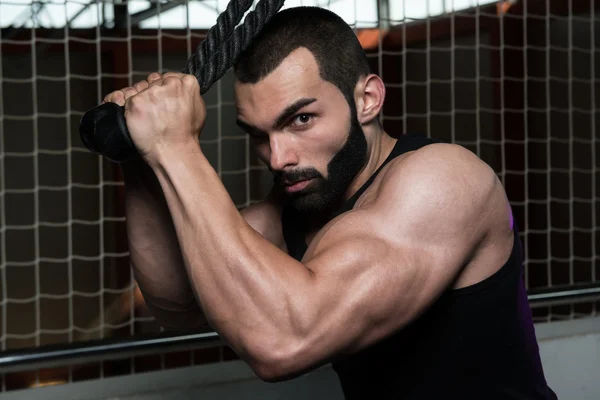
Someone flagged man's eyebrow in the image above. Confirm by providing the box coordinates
[236,119,265,136]
[273,98,317,129]
[236,97,317,135]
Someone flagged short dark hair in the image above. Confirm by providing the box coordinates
[234,7,371,106]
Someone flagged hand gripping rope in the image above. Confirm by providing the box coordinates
[79,0,286,163]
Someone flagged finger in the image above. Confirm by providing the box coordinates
[133,80,149,93]
[147,72,162,84]
[163,75,184,86]
[162,72,186,80]
[121,86,138,101]
[148,78,165,89]
[104,90,125,106]
[182,74,199,90]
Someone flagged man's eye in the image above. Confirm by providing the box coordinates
[291,114,313,127]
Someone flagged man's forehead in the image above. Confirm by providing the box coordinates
[274,47,321,80]
[235,47,323,110]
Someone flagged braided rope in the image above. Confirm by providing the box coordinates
[185,0,286,94]
[184,0,253,81]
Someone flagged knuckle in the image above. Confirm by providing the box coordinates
[163,76,181,86]
[127,93,145,111]
[147,72,162,81]
[182,74,197,87]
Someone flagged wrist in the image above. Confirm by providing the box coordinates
[148,138,204,171]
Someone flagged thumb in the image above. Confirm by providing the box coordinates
[123,94,135,118]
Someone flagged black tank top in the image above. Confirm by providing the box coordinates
[281,133,557,400]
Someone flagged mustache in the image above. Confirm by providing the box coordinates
[273,168,322,186]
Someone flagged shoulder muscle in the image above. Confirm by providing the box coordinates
[370,143,498,228]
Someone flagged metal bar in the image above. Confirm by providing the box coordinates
[528,286,600,302]
[127,0,188,27]
[529,295,600,309]
[1,285,599,373]
[0,331,222,373]
[377,0,391,30]
[527,285,600,308]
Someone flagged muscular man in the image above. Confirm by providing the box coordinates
[104,7,556,400]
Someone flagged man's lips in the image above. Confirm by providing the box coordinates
[284,178,314,193]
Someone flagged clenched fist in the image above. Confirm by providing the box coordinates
[103,72,206,165]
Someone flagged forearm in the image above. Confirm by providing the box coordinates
[149,141,314,358]
[122,159,205,330]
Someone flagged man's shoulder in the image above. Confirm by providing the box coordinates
[385,142,484,177]
[358,142,500,218]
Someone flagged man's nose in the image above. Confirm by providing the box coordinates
[269,134,298,171]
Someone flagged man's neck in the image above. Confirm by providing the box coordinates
[301,127,397,233]
[342,126,397,202]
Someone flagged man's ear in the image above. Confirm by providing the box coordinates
[354,74,385,125]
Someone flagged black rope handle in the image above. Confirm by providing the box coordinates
[188,0,286,93]
[79,0,285,163]
[185,0,254,92]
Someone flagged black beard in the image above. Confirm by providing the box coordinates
[273,112,368,214]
